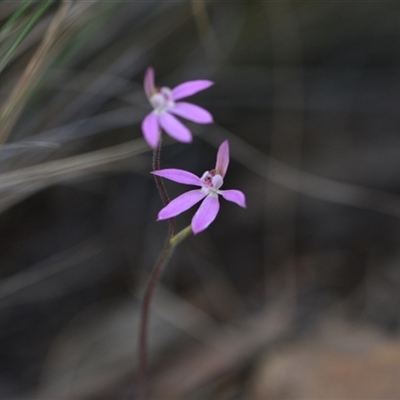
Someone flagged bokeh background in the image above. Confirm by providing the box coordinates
[1,1,400,399]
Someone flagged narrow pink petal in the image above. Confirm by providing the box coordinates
[215,140,229,177]
[152,169,201,186]
[159,112,192,143]
[172,80,214,101]
[191,195,220,234]
[157,190,206,220]
[220,189,246,208]
[144,67,155,98]
[170,102,213,124]
[141,112,160,148]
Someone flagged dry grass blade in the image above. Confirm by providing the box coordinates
[0,0,54,73]
[0,137,150,214]
[0,0,70,144]
[0,0,119,145]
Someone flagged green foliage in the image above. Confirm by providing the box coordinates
[0,0,55,75]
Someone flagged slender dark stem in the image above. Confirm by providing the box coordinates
[136,226,192,400]
[152,138,176,236]
[137,138,177,399]
[137,240,174,400]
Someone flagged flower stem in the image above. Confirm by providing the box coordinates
[152,138,176,236]
[137,225,192,400]
[137,138,181,400]
[170,224,192,247]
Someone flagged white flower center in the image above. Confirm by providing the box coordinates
[200,170,223,194]
[150,87,174,114]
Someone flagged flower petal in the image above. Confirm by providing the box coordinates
[157,190,206,220]
[172,80,214,101]
[170,102,213,124]
[141,112,160,148]
[191,194,220,234]
[215,140,229,177]
[220,189,246,208]
[152,169,201,186]
[159,112,192,143]
[144,67,155,98]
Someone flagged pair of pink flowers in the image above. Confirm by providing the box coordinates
[142,67,246,234]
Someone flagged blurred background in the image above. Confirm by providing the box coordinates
[1,1,400,399]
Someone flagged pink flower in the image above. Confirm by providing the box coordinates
[152,140,246,234]
[141,67,214,148]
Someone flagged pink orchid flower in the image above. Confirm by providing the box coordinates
[141,67,214,148]
[152,140,246,234]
